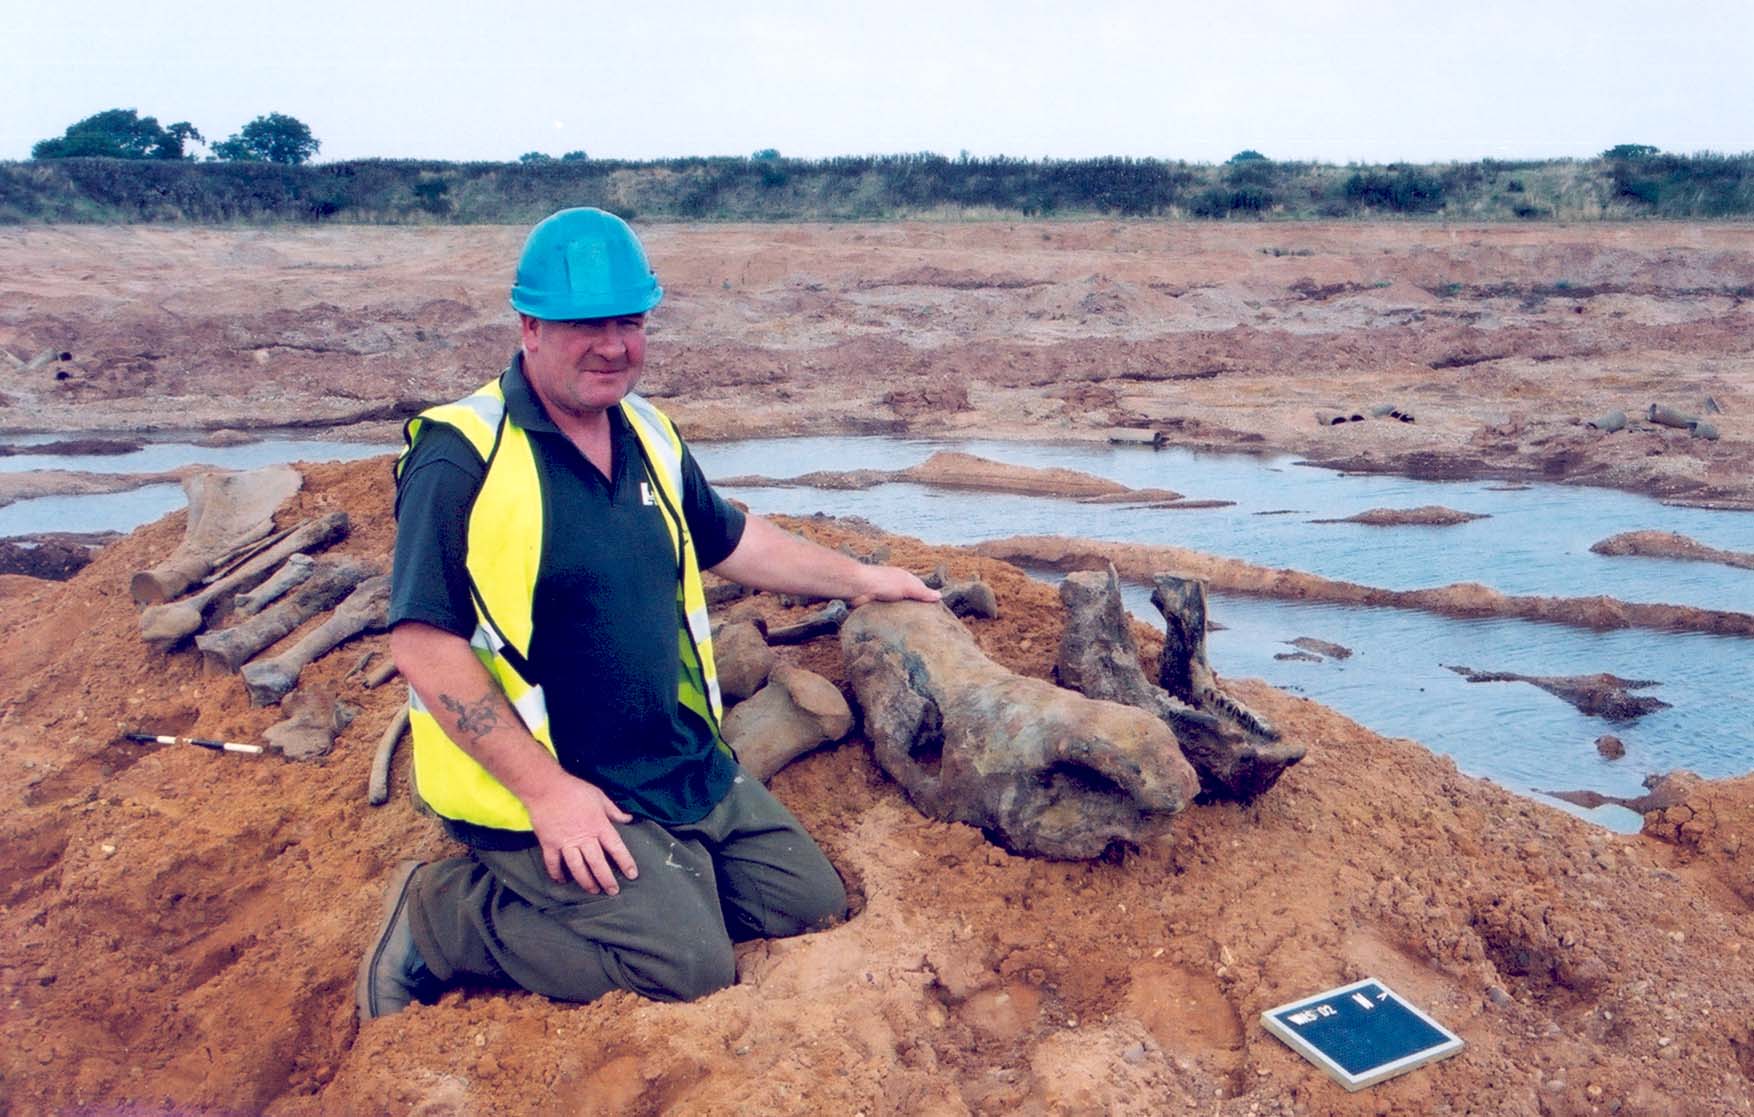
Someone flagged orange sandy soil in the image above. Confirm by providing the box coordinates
[1,460,1751,1117]
[1,222,1751,506]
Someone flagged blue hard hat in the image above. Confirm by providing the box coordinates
[509,207,663,320]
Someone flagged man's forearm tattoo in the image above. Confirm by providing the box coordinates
[439,690,502,743]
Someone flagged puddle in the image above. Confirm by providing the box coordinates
[0,435,395,478]
[699,437,1754,614]
[0,436,396,536]
[695,437,1754,828]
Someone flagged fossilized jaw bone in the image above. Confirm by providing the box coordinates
[1056,567,1303,800]
[195,558,378,674]
[842,601,1199,860]
[130,465,304,604]
[1149,575,1280,741]
[242,574,392,706]
[137,512,350,650]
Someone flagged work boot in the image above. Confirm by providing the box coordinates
[356,859,440,1023]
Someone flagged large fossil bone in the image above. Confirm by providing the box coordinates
[712,619,776,702]
[137,512,350,649]
[195,558,378,675]
[130,465,304,604]
[1054,566,1303,799]
[234,553,317,616]
[723,665,854,781]
[842,601,1200,859]
[242,574,392,705]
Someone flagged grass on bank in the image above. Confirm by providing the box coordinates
[1,151,1751,224]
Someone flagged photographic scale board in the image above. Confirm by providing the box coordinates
[1260,978,1464,1091]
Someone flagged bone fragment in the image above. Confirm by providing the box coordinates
[712,619,776,702]
[1690,421,1719,441]
[1587,410,1627,433]
[1647,404,1697,430]
[242,574,392,706]
[195,558,377,675]
[233,553,316,616]
[705,579,752,607]
[363,658,401,689]
[344,649,377,681]
[130,465,304,604]
[723,666,854,781]
[369,703,411,806]
[137,512,349,650]
[766,600,850,645]
[264,691,358,761]
[1056,566,1301,799]
[843,601,1200,859]
[924,565,1000,620]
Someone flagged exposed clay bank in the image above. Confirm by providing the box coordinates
[1,221,1750,509]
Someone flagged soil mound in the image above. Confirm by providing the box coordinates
[1,457,1751,1115]
[977,534,1754,638]
[1311,505,1488,527]
[1590,530,1754,571]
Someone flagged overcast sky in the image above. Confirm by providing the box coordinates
[6,0,1751,165]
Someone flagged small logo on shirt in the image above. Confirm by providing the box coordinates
[639,481,656,506]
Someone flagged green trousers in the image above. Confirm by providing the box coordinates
[406,772,847,1004]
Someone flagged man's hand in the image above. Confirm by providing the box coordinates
[849,564,941,608]
[523,772,639,895]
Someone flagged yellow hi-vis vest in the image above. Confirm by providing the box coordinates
[395,376,724,832]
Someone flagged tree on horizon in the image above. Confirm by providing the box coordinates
[211,113,320,165]
[32,109,203,160]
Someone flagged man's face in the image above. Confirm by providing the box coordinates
[519,313,648,422]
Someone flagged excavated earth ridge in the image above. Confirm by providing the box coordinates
[0,459,1749,1116]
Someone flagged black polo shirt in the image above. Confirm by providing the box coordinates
[389,355,746,847]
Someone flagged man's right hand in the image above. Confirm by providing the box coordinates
[524,773,639,895]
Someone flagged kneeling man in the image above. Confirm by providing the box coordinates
[359,208,936,1020]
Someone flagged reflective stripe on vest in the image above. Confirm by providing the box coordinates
[396,377,723,832]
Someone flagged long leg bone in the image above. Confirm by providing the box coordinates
[130,465,304,604]
[233,553,317,616]
[195,558,378,675]
[138,512,349,649]
[241,574,392,706]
